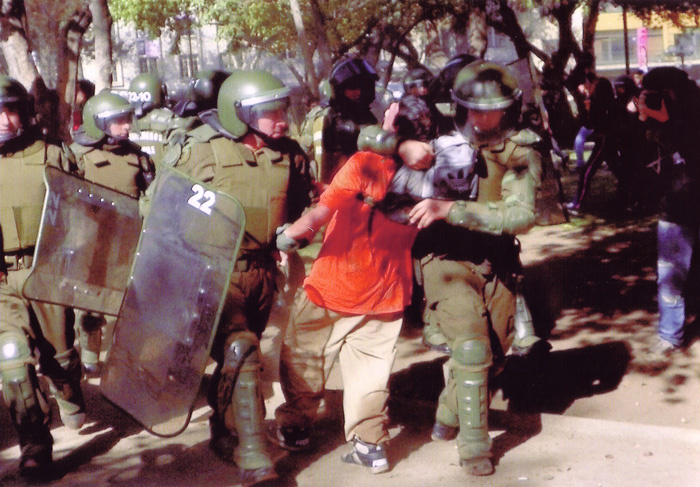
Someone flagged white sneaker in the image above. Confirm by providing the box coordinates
[650,337,680,358]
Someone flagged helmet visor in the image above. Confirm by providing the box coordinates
[249,98,290,138]
[95,107,135,140]
[235,87,290,126]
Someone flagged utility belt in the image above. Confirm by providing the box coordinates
[4,247,34,271]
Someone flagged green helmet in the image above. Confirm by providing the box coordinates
[128,73,167,115]
[452,61,522,146]
[82,90,135,140]
[0,75,32,142]
[217,70,290,138]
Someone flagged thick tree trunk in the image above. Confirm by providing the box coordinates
[0,5,38,90]
[289,0,317,94]
[466,8,488,58]
[89,0,112,93]
[56,8,91,143]
[309,0,332,75]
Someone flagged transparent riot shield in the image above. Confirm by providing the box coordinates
[101,166,245,437]
[23,167,141,315]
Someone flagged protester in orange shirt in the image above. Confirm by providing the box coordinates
[270,96,435,474]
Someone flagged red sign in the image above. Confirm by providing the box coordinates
[637,28,648,70]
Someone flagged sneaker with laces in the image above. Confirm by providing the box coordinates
[267,424,311,452]
[650,337,680,358]
[341,438,389,474]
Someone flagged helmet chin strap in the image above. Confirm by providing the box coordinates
[0,126,23,144]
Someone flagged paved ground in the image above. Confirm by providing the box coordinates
[2,167,700,486]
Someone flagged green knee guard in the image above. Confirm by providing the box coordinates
[218,332,273,472]
[511,291,543,356]
[452,337,493,461]
[435,387,458,429]
[0,331,53,452]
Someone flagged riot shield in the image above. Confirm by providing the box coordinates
[101,166,245,437]
[23,167,141,315]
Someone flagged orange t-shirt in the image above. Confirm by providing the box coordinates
[303,151,419,315]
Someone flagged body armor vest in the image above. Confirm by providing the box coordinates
[208,138,290,249]
[478,129,538,203]
[0,140,54,252]
[72,144,144,198]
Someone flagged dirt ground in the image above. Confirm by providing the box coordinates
[1,166,699,486]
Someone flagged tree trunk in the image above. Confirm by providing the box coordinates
[466,8,488,58]
[309,0,332,75]
[89,0,112,93]
[581,0,601,57]
[0,6,38,90]
[289,0,317,94]
[55,8,90,143]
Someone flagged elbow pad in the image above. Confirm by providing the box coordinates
[357,125,398,155]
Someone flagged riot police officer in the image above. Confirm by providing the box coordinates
[403,66,434,98]
[127,73,189,165]
[172,69,231,119]
[408,62,543,476]
[66,90,155,376]
[320,58,378,183]
[165,70,313,485]
[0,75,85,476]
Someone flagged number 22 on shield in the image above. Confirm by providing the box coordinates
[188,184,216,215]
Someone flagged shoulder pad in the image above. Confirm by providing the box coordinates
[161,140,182,167]
[69,141,96,158]
[188,123,220,143]
[142,108,175,133]
[509,128,541,146]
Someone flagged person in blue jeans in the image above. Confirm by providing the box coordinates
[636,67,700,356]
[574,125,593,170]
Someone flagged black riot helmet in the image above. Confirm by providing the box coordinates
[329,58,379,106]
[403,67,434,97]
[427,54,478,105]
[0,75,34,142]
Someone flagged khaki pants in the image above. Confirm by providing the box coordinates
[420,254,516,457]
[1,268,72,353]
[276,292,402,444]
[421,255,515,356]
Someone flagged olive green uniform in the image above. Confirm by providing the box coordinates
[415,129,542,466]
[169,122,312,474]
[65,137,154,371]
[1,133,84,468]
[130,107,195,168]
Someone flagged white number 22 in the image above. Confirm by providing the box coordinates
[188,184,216,215]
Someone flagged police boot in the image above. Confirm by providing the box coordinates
[0,331,54,477]
[215,332,277,486]
[46,348,86,430]
[511,290,550,357]
[77,311,105,376]
[422,322,452,355]
[452,337,494,476]
[432,387,459,442]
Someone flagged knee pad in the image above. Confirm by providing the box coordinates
[222,331,260,374]
[0,331,50,427]
[452,336,493,369]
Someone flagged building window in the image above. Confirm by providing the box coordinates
[137,38,160,75]
[179,54,199,78]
